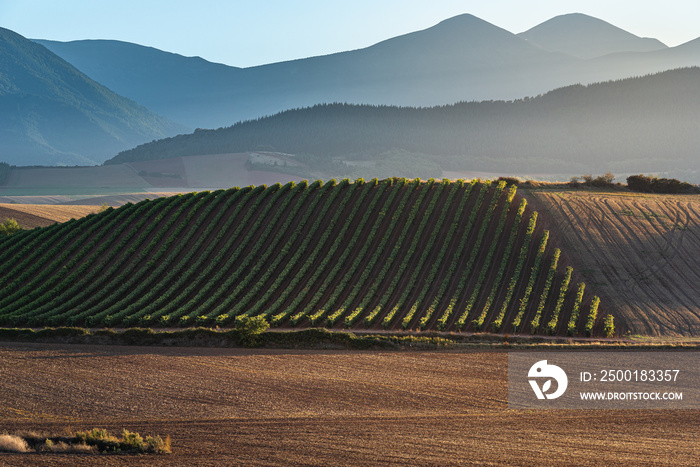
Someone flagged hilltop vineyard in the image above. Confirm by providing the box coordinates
[0,178,605,335]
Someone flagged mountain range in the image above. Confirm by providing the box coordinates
[0,27,184,166]
[2,12,699,169]
[36,13,700,129]
[107,67,700,182]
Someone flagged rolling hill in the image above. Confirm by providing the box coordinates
[0,178,607,337]
[106,68,700,182]
[0,27,185,166]
[36,14,699,129]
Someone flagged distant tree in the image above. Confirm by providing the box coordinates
[627,174,692,194]
[590,172,614,187]
[0,218,21,236]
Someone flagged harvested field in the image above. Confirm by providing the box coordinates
[0,204,99,228]
[0,343,696,466]
[524,189,700,337]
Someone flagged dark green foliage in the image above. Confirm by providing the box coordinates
[626,174,694,193]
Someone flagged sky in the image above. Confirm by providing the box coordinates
[2,0,699,68]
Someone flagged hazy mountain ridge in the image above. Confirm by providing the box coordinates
[517,13,667,59]
[106,68,700,181]
[0,27,185,166]
[33,38,244,129]
[36,13,700,130]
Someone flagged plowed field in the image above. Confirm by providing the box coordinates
[0,344,697,466]
[0,204,99,228]
[524,190,700,337]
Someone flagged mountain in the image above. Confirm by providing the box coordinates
[31,13,700,132]
[33,38,244,129]
[0,27,185,166]
[518,13,667,59]
[106,68,700,182]
[37,14,579,128]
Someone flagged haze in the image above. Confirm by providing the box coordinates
[2,0,699,67]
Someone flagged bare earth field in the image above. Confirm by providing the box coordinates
[0,204,100,228]
[0,343,697,466]
[525,189,700,337]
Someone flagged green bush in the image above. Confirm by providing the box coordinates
[0,218,21,236]
[235,315,269,347]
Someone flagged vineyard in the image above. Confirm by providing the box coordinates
[0,178,605,336]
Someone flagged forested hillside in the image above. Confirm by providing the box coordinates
[107,68,700,181]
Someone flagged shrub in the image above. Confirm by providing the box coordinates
[626,174,692,194]
[590,172,615,187]
[0,218,21,236]
[497,176,520,186]
[235,315,269,347]
[121,429,145,453]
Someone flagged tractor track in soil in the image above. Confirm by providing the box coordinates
[524,189,700,336]
[0,342,696,466]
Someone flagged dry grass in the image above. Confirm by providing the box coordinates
[0,434,29,453]
[39,440,96,454]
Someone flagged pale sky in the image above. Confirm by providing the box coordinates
[2,0,699,67]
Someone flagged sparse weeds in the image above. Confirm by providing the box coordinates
[2,428,171,455]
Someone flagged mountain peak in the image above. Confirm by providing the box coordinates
[0,27,183,166]
[518,13,667,59]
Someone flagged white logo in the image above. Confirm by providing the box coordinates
[528,360,568,400]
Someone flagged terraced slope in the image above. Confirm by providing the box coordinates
[525,189,700,337]
[0,179,604,336]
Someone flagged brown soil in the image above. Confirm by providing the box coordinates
[0,343,696,466]
[0,204,99,228]
[524,189,700,337]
